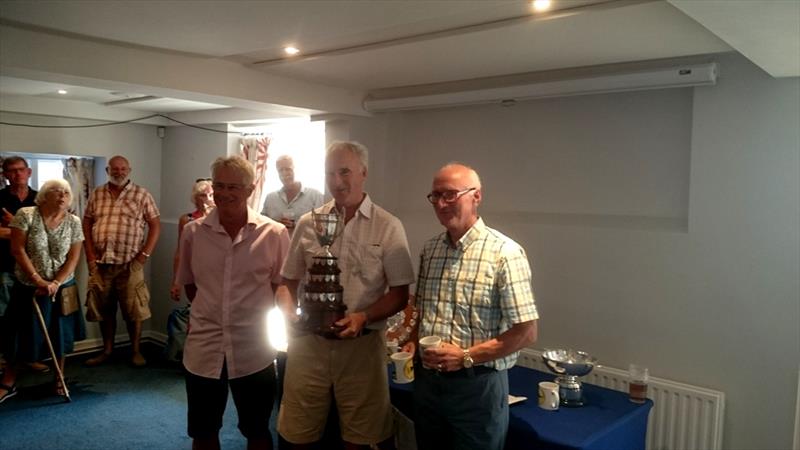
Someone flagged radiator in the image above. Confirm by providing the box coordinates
[517,349,726,450]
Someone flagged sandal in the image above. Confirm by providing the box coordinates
[0,383,17,404]
[26,361,51,373]
[54,379,66,397]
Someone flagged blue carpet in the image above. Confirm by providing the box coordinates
[0,344,278,449]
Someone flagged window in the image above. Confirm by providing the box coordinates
[231,120,326,207]
[32,158,64,189]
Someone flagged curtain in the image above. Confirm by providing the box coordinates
[0,156,7,187]
[63,157,94,217]
[239,136,271,210]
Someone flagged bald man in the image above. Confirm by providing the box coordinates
[83,155,161,367]
[261,155,324,233]
[405,163,539,450]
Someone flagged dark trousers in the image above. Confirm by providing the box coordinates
[186,361,276,440]
[413,366,509,450]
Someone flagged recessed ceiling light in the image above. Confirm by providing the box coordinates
[57,89,68,95]
[284,46,300,56]
[532,0,552,12]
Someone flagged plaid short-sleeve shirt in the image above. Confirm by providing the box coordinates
[416,218,539,370]
[84,182,159,264]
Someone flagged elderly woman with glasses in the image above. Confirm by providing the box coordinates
[170,178,214,301]
[8,179,85,398]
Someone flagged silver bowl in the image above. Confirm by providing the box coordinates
[542,349,598,406]
[542,349,598,377]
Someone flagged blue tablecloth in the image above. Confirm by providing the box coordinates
[390,365,653,450]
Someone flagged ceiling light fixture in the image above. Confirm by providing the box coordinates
[532,0,552,12]
[284,46,300,56]
[57,89,68,95]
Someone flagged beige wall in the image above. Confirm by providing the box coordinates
[344,52,799,450]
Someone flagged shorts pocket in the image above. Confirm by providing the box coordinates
[85,281,104,321]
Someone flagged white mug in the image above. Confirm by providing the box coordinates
[538,381,560,410]
[391,351,414,384]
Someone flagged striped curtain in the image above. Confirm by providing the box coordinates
[63,157,94,218]
[239,136,271,210]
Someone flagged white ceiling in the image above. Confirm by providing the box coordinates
[0,0,797,124]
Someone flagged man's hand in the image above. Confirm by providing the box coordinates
[279,217,295,229]
[422,342,464,372]
[1,208,13,226]
[335,311,368,339]
[169,284,181,301]
[134,253,148,265]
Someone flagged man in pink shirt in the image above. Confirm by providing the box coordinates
[177,155,290,450]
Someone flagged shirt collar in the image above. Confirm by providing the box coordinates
[441,216,485,250]
[326,193,372,220]
[202,206,260,232]
[281,183,305,194]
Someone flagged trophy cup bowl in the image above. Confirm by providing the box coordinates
[312,209,344,256]
[542,349,598,407]
[300,207,347,337]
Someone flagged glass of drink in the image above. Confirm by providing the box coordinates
[628,364,649,403]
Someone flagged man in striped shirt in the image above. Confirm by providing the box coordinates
[408,163,539,450]
[83,155,160,367]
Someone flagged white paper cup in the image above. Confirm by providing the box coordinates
[419,335,442,355]
[391,351,414,384]
[418,336,442,368]
[538,381,560,410]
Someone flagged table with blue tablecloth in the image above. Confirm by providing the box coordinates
[390,365,653,450]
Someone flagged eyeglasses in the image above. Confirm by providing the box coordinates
[426,187,476,204]
[195,178,212,183]
[211,182,246,192]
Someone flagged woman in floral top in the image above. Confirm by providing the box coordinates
[9,179,84,397]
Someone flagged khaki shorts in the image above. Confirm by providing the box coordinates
[277,331,393,445]
[85,260,151,322]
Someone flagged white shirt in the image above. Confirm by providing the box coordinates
[281,195,415,329]
[177,207,289,379]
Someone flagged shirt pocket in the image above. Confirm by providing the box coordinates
[357,244,384,285]
[120,199,140,219]
[454,267,495,335]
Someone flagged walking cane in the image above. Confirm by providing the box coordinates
[31,295,71,402]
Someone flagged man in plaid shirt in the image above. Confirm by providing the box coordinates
[83,156,160,367]
[408,163,539,450]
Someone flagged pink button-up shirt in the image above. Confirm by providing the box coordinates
[177,207,289,379]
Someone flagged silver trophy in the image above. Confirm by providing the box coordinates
[311,207,345,256]
[300,207,347,337]
[542,349,598,407]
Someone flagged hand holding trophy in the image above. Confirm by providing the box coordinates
[298,206,348,338]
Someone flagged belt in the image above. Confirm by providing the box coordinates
[422,364,496,379]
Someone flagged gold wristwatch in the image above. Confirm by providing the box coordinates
[462,348,474,368]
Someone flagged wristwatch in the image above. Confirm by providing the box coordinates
[462,348,474,368]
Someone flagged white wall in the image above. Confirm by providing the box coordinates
[0,113,163,345]
[151,125,228,336]
[346,53,799,450]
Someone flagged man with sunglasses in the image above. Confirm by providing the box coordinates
[405,163,539,450]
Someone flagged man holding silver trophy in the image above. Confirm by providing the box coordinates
[277,141,415,450]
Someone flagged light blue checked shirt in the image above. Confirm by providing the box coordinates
[416,217,539,370]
